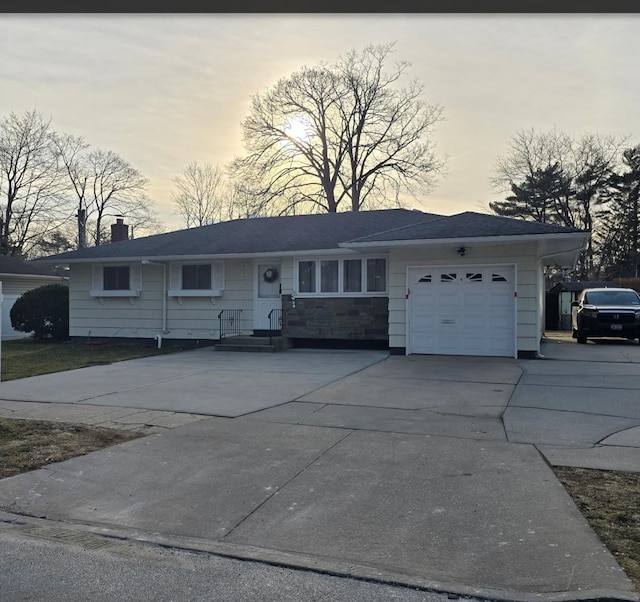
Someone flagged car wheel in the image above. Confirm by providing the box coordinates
[577,331,587,344]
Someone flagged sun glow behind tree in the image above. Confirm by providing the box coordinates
[230,43,445,215]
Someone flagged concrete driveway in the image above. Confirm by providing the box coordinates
[0,336,639,600]
[0,348,388,416]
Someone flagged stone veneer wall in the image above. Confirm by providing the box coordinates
[282,295,388,341]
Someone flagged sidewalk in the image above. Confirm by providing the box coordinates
[0,416,636,601]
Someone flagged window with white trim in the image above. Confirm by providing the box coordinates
[320,260,339,293]
[298,261,316,293]
[168,260,224,297]
[295,257,387,296]
[90,263,141,298]
[344,259,362,292]
[104,266,130,290]
[367,258,386,292]
[182,264,211,290]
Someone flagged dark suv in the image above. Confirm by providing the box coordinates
[571,287,640,344]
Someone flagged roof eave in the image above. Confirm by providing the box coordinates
[0,272,67,279]
[36,248,366,265]
[339,231,590,249]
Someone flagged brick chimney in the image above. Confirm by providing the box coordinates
[110,218,129,243]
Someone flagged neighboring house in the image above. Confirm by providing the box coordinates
[36,209,589,358]
[546,281,614,331]
[0,256,68,339]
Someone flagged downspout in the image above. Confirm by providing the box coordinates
[141,260,168,334]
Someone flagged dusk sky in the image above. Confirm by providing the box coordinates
[1,14,638,230]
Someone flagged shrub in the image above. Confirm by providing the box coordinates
[10,283,69,340]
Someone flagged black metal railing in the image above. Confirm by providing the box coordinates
[218,309,243,340]
[268,308,283,345]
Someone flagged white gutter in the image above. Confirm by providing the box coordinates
[141,260,168,334]
[537,240,590,265]
[35,249,363,265]
[339,231,589,250]
[0,273,68,280]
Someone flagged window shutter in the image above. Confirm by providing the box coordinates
[130,263,142,292]
[212,260,224,290]
[92,264,103,292]
[169,262,181,290]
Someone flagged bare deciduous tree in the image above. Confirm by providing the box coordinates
[230,43,445,214]
[171,162,226,228]
[54,134,156,246]
[0,110,70,256]
[84,149,149,245]
[52,132,90,247]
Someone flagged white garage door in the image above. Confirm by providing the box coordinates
[408,265,516,357]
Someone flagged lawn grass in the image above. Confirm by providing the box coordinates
[0,417,142,479]
[1,338,188,381]
[553,467,640,591]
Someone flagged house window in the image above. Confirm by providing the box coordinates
[298,261,316,293]
[182,264,211,290]
[296,257,386,296]
[441,273,457,283]
[103,266,130,290]
[344,259,362,292]
[366,258,386,292]
[320,260,339,292]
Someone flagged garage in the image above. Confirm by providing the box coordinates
[407,264,516,357]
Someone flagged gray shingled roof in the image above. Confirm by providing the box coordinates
[35,209,587,264]
[37,209,443,262]
[0,255,61,276]
[345,212,584,244]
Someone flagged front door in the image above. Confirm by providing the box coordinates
[254,262,282,331]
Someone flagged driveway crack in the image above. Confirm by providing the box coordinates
[221,429,354,541]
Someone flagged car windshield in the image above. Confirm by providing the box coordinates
[585,291,640,306]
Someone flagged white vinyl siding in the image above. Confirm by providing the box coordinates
[388,241,541,356]
[70,259,251,341]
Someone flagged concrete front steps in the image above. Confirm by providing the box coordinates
[215,334,285,353]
